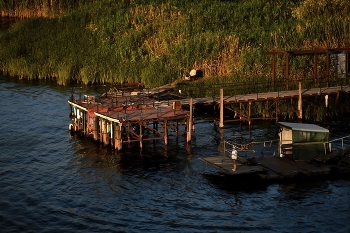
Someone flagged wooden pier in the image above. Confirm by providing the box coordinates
[68,89,194,150]
[68,82,350,150]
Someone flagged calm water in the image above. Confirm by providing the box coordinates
[1,74,350,233]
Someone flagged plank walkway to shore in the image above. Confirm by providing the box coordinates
[180,85,350,106]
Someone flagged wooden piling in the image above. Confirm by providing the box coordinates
[219,88,224,128]
[103,119,108,145]
[298,81,303,120]
[187,98,193,143]
[248,101,252,126]
[115,123,122,151]
[325,94,329,120]
[99,118,103,143]
[93,116,99,141]
[139,121,143,148]
[164,119,168,145]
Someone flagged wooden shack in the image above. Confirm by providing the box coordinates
[278,122,330,161]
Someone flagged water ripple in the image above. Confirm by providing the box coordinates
[1,75,350,232]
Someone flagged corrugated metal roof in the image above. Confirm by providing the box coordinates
[278,122,329,133]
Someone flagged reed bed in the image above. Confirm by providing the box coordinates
[0,0,349,90]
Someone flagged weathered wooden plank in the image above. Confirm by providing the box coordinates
[200,156,267,175]
[201,155,338,180]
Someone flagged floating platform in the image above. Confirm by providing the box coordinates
[200,156,267,175]
[200,151,350,181]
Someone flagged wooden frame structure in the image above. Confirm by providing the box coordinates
[68,93,192,151]
[267,47,350,90]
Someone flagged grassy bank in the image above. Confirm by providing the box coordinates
[0,0,349,90]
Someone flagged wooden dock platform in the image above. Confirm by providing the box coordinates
[200,156,267,175]
[200,154,350,181]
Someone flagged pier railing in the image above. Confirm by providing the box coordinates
[223,134,350,160]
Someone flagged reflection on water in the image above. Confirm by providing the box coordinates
[1,74,350,232]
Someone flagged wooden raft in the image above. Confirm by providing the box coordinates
[256,156,330,180]
[200,155,332,180]
[200,155,266,175]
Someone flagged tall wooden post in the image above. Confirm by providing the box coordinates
[219,88,224,128]
[325,94,329,121]
[103,120,108,145]
[285,53,289,90]
[239,103,242,120]
[139,121,143,149]
[275,99,279,122]
[298,81,303,121]
[272,53,276,88]
[187,98,193,143]
[248,101,252,127]
[99,118,103,143]
[115,123,122,151]
[93,116,99,141]
[164,119,168,145]
[110,123,114,148]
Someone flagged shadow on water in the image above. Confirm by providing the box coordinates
[70,133,193,173]
[203,169,350,194]
[202,172,271,192]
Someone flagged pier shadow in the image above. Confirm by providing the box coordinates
[202,172,271,192]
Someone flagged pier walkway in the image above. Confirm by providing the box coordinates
[68,81,350,150]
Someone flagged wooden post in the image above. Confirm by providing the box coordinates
[326,51,330,87]
[219,88,224,128]
[325,94,329,121]
[248,101,252,126]
[99,118,103,143]
[313,53,318,84]
[187,98,193,143]
[115,123,122,151]
[298,81,303,120]
[110,122,113,148]
[275,99,279,122]
[272,53,276,88]
[103,119,108,145]
[164,119,168,145]
[139,121,143,149]
[285,53,289,90]
[93,116,99,141]
[239,103,242,120]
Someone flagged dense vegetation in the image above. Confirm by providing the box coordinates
[0,0,349,91]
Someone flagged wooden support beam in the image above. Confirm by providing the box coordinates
[99,118,103,143]
[219,89,224,128]
[248,101,252,126]
[115,123,122,151]
[93,116,99,141]
[139,121,143,149]
[325,94,329,121]
[298,82,303,120]
[103,120,108,145]
[314,53,318,83]
[187,98,193,143]
[164,119,168,145]
[285,53,289,90]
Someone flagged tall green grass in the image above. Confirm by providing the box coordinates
[0,0,349,91]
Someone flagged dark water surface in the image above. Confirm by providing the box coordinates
[1,75,350,233]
